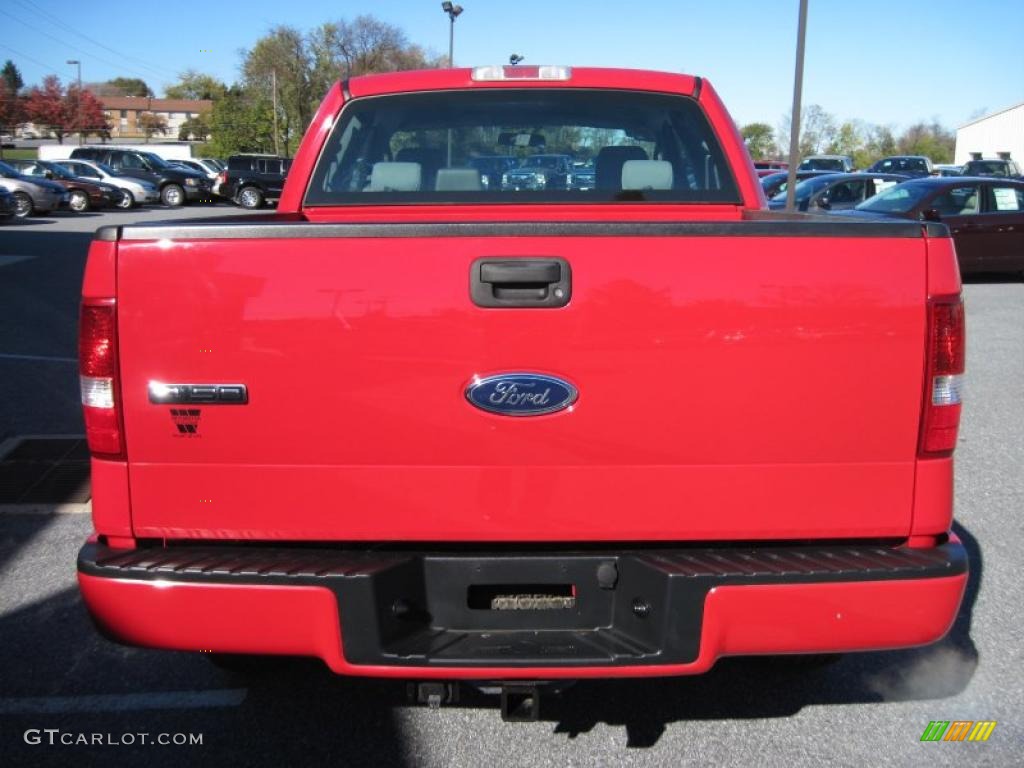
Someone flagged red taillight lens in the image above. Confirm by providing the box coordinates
[920,297,965,456]
[79,300,123,457]
[218,171,227,185]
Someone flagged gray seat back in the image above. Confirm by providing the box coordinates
[366,162,422,192]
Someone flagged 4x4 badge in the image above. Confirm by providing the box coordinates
[169,409,201,437]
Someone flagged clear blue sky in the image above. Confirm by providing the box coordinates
[2,0,1022,131]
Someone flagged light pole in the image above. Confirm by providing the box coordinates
[441,2,463,67]
[509,54,524,65]
[783,0,808,212]
[441,2,464,167]
[67,59,82,145]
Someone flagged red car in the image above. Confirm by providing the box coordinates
[754,160,788,178]
[838,177,1024,274]
[77,66,966,714]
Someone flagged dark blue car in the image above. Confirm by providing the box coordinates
[767,173,910,212]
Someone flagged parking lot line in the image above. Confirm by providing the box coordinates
[0,502,90,514]
[0,689,248,714]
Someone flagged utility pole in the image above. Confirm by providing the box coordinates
[271,69,279,156]
[67,59,82,145]
[784,0,808,212]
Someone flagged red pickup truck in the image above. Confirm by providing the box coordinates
[77,66,967,704]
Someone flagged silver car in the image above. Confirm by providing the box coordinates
[0,160,67,217]
[55,159,160,208]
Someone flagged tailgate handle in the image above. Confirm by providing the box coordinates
[471,258,571,308]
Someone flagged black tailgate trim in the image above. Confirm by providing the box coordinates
[98,217,945,242]
[80,540,965,668]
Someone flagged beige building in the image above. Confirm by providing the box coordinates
[101,96,212,139]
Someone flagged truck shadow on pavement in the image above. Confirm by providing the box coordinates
[538,520,982,747]
[0,521,981,761]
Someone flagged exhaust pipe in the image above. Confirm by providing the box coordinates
[409,682,459,709]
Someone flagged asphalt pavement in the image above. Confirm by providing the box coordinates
[0,207,1021,766]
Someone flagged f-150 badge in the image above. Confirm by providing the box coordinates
[465,373,577,417]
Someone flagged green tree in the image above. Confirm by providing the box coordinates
[826,120,869,167]
[243,25,313,156]
[741,122,776,160]
[215,15,443,157]
[865,124,897,160]
[307,15,443,114]
[137,111,168,141]
[778,104,837,158]
[2,60,24,93]
[207,86,275,156]
[106,77,152,97]
[178,114,210,141]
[897,121,955,163]
[165,71,228,101]
[0,60,25,140]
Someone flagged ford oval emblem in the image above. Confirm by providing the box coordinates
[465,373,578,417]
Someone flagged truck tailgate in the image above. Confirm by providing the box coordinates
[116,226,926,541]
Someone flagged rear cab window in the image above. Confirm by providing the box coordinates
[305,89,740,205]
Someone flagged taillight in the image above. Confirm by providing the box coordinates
[218,171,227,185]
[79,299,124,457]
[920,296,965,456]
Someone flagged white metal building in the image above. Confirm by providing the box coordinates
[955,102,1024,166]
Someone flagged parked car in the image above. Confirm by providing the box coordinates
[77,67,968,694]
[169,158,221,181]
[865,156,933,177]
[69,147,211,206]
[753,160,788,178]
[10,159,120,211]
[759,169,834,200]
[468,155,518,190]
[569,160,596,190]
[501,154,574,190]
[836,177,1024,274]
[218,154,292,209]
[0,160,67,217]
[0,186,16,220]
[54,159,160,208]
[768,172,909,212]
[934,164,962,177]
[797,155,855,173]
[960,158,1022,178]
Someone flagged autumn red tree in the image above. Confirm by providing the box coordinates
[23,75,66,141]
[67,85,110,139]
[22,75,109,143]
[0,83,23,134]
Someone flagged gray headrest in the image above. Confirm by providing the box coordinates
[367,162,421,192]
[622,160,673,190]
[435,168,482,191]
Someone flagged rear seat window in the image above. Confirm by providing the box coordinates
[306,89,740,205]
